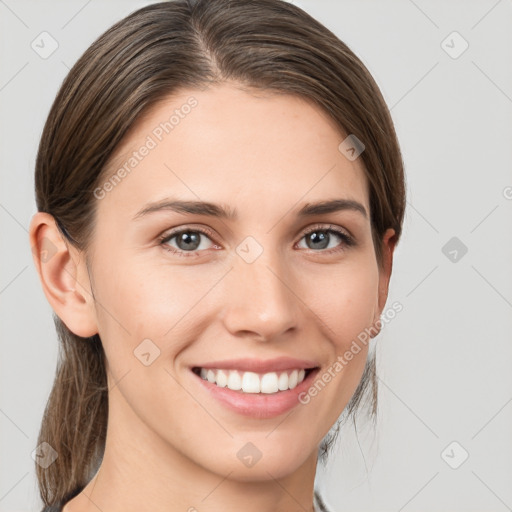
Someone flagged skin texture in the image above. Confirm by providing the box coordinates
[30,82,396,512]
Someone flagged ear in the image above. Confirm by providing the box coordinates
[29,212,98,338]
[370,228,397,338]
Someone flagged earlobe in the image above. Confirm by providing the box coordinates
[29,212,98,338]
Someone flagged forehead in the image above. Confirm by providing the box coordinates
[97,83,369,223]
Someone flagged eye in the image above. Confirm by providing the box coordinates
[158,226,218,257]
[158,223,355,258]
[297,224,355,253]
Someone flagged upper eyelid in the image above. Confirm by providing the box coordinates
[303,223,347,235]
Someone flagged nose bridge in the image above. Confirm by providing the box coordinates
[221,240,300,340]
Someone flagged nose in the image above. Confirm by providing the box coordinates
[220,250,301,342]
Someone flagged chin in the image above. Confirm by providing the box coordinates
[196,436,319,482]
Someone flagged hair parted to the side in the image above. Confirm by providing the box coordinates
[34,0,405,508]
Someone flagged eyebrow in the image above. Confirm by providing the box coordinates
[132,198,368,221]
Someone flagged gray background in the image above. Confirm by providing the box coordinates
[1,1,511,511]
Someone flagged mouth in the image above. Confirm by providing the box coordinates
[189,357,321,418]
[191,366,317,394]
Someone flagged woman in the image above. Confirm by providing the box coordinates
[29,1,405,510]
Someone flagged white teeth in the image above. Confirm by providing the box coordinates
[197,368,309,393]
[242,372,260,393]
[277,372,289,391]
[227,370,242,390]
[215,369,228,388]
[288,369,298,389]
[260,372,279,394]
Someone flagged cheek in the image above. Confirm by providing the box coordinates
[91,261,200,419]
[91,256,219,372]
[288,260,380,434]
[92,254,192,328]
[301,257,380,347]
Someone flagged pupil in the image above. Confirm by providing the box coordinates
[309,231,329,250]
[178,232,200,250]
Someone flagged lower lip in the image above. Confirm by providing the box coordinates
[192,368,319,419]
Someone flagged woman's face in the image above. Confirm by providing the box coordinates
[84,82,395,480]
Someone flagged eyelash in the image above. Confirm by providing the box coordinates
[158,224,355,258]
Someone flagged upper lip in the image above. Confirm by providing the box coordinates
[192,357,319,373]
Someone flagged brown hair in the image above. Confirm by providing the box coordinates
[34,0,405,508]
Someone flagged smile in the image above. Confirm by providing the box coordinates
[193,367,312,393]
[190,357,320,418]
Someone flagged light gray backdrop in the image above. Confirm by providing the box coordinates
[1,1,511,511]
